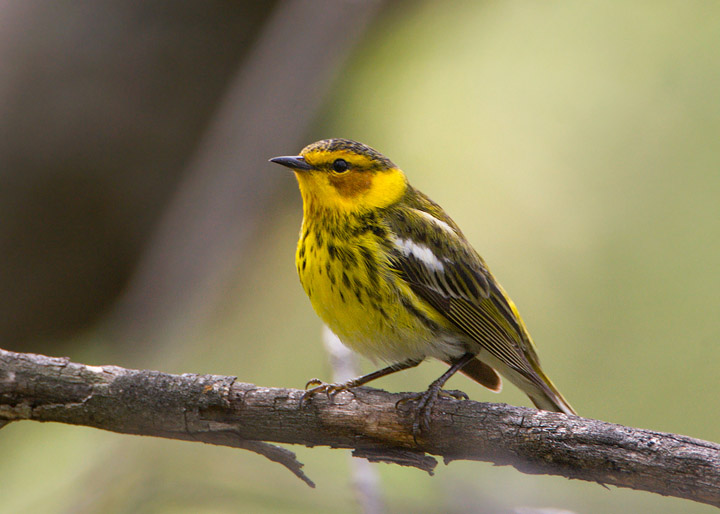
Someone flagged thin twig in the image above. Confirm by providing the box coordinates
[323,326,384,513]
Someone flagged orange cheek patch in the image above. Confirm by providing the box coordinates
[329,172,373,198]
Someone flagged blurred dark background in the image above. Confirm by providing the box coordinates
[0,2,276,346]
[1,1,719,513]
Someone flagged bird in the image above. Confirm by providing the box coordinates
[270,138,575,432]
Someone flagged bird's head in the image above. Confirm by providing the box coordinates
[270,138,407,214]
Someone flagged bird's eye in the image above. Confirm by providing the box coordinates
[332,159,349,173]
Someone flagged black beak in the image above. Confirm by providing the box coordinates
[269,155,313,171]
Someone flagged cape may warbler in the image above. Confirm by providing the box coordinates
[271,139,575,428]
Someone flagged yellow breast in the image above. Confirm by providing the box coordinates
[296,222,446,363]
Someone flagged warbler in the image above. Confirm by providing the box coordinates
[270,138,575,428]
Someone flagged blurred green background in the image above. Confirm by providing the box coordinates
[1,1,719,513]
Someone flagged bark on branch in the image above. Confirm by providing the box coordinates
[1,348,718,507]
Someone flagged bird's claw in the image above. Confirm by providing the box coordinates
[396,388,469,439]
[300,379,357,407]
[438,389,469,401]
[304,378,324,390]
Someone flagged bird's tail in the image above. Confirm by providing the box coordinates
[456,356,576,416]
[526,367,576,416]
[456,357,503,392]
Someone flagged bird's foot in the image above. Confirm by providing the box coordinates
[397,387,469,438]
[300,378,358,407]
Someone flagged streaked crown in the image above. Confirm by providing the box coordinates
[300,138,396,171]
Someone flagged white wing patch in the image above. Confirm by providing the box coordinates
[392,236,446,272]
[412,209,456,234]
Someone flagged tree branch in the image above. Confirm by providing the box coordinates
[1,348,718,507]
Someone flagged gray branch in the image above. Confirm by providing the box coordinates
[1,348,718,507]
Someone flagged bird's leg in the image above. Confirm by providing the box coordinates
[397,352,476,438]
[301,359,422,406]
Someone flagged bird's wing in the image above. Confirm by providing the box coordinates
[386,207,546,390]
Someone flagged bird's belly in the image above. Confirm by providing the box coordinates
[298,240,461,363]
